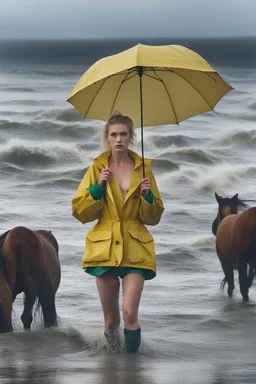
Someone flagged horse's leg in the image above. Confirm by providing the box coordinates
[219,255,235,297]
[247,263,255,288]
[37,281,58,328]
[238,260,249,302]
[21,289,36,330]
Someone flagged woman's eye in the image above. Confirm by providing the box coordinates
[110,133,117,137]
[121,132,127,136]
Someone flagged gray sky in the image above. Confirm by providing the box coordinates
[0,0,255,39]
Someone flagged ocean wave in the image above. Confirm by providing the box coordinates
[143,133,199,150]
[235,114,256,122]
[160,147,217,165]
[190,235,215,249]
[0,139,88,167]
[157,165,201,189]
[0,161,25,174]
[151,158,179,171]
[2,87,37,93]
[158,248,205,272]
[0,119,62,131]
[198,319,235,330]
[0,99,52,106]
[34,107,85,122]
[0,118,100,144]
[248,102,256,111]
[30,177,85,190]
[225,96,252,105]
[216,111,256,122]
[0,110,36,117]
[212,129,256,149]
[196,163,256,193]
[157,162,256,195]
[159,249,198,263]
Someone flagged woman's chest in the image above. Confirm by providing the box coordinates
[110,165,134,198]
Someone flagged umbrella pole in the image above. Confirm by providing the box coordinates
[138,66,145,178]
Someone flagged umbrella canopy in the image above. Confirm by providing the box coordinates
[67,43,232,175]
[67,43,232,128]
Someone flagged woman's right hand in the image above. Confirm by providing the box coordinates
[98,168,112,188]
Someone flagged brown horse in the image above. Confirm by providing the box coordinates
[0,226,61,333]
[212,192,256,302]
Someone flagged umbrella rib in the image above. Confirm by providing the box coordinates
[83,76,110,118]
[164,68,215,111]
[143,72,163,82]
[110,71,132,114]
[122,72,139,82]
[151,68,180,125]
[82,70,133,117]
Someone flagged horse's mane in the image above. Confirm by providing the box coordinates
[237,198,250,210]
[0,230,10,276]
[0,230,10,250]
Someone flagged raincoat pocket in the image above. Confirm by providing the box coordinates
[128,229,154,264]
[84,231,112,262]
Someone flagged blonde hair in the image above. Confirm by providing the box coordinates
[101,111,136,151]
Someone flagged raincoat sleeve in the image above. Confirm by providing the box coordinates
[139,167,164,225]
[72,164,104,224]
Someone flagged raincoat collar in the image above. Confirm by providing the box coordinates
[93,149,151,170]
[93,149,152,209]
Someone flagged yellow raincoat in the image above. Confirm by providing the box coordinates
[72,149,164,273]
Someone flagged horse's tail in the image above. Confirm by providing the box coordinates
[36,281,58,328]
[0,249,13,334]
[220,277,227,291]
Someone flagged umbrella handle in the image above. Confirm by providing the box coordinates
[138,66,145,178]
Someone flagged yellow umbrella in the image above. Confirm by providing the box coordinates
[67,43,232,175]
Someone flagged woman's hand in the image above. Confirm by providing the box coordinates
[98,168,112,188]
[139,178,151,198]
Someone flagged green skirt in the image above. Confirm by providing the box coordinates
[85,266,155,280]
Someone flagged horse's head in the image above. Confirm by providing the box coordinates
[212,192,247,236]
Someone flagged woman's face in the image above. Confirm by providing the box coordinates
[107,123,131,152]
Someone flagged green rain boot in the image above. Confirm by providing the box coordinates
[104,332,121,352]
[124,327,141,353]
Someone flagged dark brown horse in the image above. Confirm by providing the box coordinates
[212,192,256,302]
[0,226,61,333]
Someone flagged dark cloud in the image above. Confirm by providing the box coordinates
[0,0,255,39]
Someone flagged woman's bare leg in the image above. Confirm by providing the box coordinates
[96,273,120,334]
[122,273,144,329]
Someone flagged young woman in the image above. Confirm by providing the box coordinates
[72,112,164,353]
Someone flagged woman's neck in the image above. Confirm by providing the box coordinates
[109,150,130,165]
